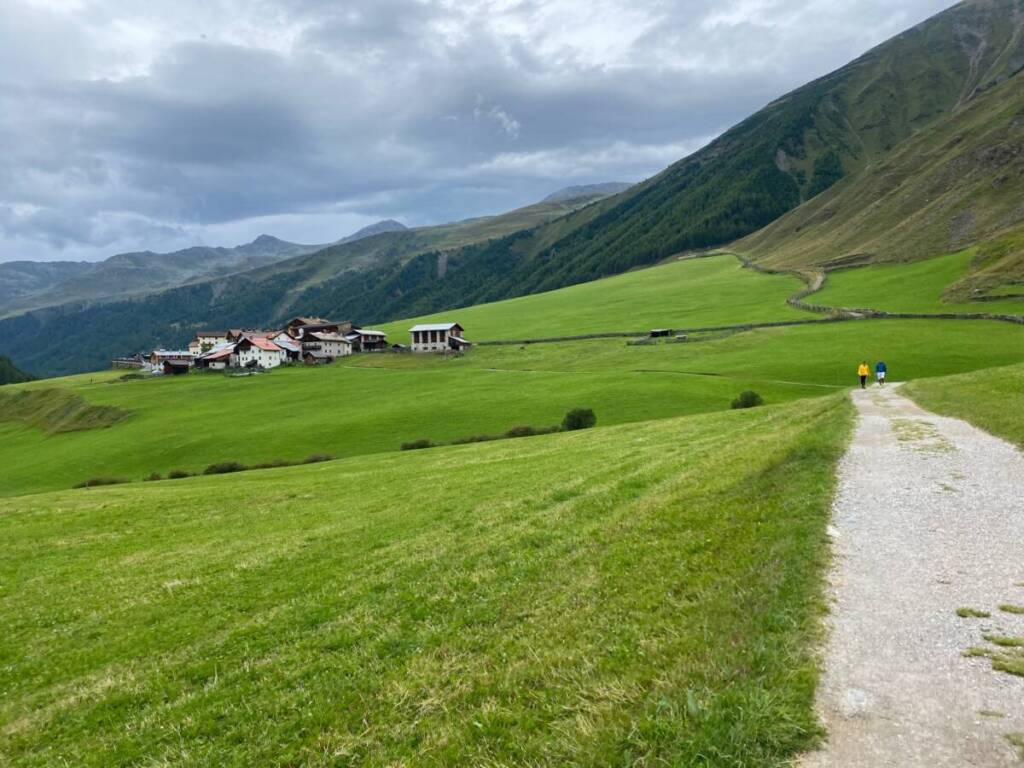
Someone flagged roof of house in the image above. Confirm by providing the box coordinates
[351,329,387,337]
[152,349,193,356]
[274,337,301,352]
[307,332,351,343]
[303,350,330,359]
[409,322,461,332]
[200,345,235,361]
[238,335,282,352]
[449,335,472,345]
[163,359,192,367]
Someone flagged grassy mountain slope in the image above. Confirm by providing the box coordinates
[0,395,850,766]
[738,69,1024,279]
[373,254,811,341]
[810,247,1024,314]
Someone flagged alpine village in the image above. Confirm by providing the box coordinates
[115,319,470,374]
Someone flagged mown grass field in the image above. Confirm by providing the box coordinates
[0,395,852,767]
[2,318,1022,498]
[812,249,1024,316]
[376,254,812,341]
[904,362,1024,449]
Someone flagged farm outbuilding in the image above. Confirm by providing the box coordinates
[409,323,470,353]
[345,329,388,352]
[162,359,190,375]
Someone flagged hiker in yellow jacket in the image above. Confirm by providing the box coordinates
[857,361,870,389]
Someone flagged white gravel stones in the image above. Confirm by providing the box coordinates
[802,385,1024,767]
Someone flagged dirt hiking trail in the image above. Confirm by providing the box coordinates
[803,385,1024,767]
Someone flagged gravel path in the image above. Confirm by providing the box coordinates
[803,385,1024,767]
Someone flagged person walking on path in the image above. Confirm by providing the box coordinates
[857,361,869,389]
[875,360,887,386]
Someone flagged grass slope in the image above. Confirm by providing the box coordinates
[740,70,1024,272]
[904,362,1024,448]
[811,248,1024,315]
[2,317,1021,499]
[377,254,811,341]
[0,395,852,766]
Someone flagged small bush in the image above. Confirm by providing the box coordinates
[250,459,290,470]
[143,472,163,482]
[168,469,193,479]
[562,408,597,431]
[731,391,764,410]
[74,477,129,489]
[505,425,561,439]
[203,461,248,475]
[401,439,436,451]
[302,453,334,464]
[451,434,500,445]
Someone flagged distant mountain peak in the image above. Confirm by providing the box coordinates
[251,234,285,245]
[542,183,632,204]
[335,219,408,245]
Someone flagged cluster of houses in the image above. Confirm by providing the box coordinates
[114,317,470,374]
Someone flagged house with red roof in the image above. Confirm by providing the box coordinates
[233,335,286,369]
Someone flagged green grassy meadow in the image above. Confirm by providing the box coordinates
[2,230,1024,765]
[377,254,812,341]
[2,317,1022,498]
[904,362,1024,449]
[0,395,851,767]
[812,249,1024,316]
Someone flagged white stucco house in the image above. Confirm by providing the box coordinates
[409,322,470,353]
[232,335,286,369]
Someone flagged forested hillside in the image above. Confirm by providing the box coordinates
[0,356,34,385]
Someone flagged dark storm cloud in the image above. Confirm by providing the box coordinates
[0,0,954,262]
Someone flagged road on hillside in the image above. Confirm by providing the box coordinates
[803,386,1024,767]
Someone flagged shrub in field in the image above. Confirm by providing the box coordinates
[203,461,248,475]
[143,472,162,482]
[731,391,764,410]
[451,434,500,445]
[168,469,193,479]
[401,439,436,451]
[250,459,290,470]
[302,453,334,464]
[562,408,597,431]
[73,477,129,489]
[505,425,561,438]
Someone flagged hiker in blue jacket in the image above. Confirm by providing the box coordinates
[875,360,887,386]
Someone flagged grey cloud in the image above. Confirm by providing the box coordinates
[0,0,953,262]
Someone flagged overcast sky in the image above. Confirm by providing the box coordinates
[0,0,954,263]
